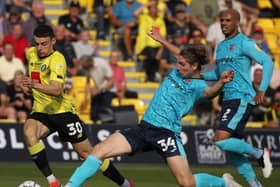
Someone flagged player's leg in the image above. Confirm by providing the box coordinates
[215,99,271,182]
[215,132,263,187]
[215,132,272,179]
[215,131,263,159]
[23,117,60,187]
[167,156,240,187]
[72,139,133,187]
[100,159,134,187]
[227,152,262,187]
[167,156,196,187]
[147,124,226,187]
[65,132,133,187]
[214,99,256,155]
[215,99,272,178]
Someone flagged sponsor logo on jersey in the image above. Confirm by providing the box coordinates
[229,44,235,51]
[184,79,192,83]
[56,64,64,69]
[167,75,187,94]
[41,64,47,72]
[216,57,234,64]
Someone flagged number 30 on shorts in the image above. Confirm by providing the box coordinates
[67,122,83,136]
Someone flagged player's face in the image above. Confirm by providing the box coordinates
[220,12,238,37]
[34,36,55,57]
[176,55,195,78]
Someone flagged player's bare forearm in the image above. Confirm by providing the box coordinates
[32,81,63,96]
[204,70,234,98]
[204,79,224,98]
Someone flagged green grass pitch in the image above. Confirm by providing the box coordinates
[0,162,278,186]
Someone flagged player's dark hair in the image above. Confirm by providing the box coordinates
[33,24,55,38]
[180,44,208,71]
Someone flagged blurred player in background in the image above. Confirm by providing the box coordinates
[202,9,274,187]
[21,24,134,187]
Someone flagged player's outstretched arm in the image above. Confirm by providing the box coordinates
[21,76,63,96]
[148,27,181,56]
[32,80,63,97]
[204,70,234,98]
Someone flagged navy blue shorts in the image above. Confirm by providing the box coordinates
[119,121,186,158]
[218,99,253,138]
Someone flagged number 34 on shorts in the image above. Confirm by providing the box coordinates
[157,137,177,152]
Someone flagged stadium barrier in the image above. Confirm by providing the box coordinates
[0,123,280,166]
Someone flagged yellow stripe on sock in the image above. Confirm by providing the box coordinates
[99,158,110,172]
[28,142,45,155]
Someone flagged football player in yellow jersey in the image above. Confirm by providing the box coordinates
[21,24,134,187]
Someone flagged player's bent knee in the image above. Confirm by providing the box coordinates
[23,122,38,144]
[91,143,109,159]
[73,141,93,159]
[76,149,90,159]
[214,130,231,141]
[23,119,48,145]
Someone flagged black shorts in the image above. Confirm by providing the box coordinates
[28,112,87,143]
[218,99,253,138]
[119,121,186,158]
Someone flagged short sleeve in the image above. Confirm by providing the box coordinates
[49,54,67,83]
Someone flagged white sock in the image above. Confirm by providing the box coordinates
[46,174,56,183]
[121,179,130,187]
